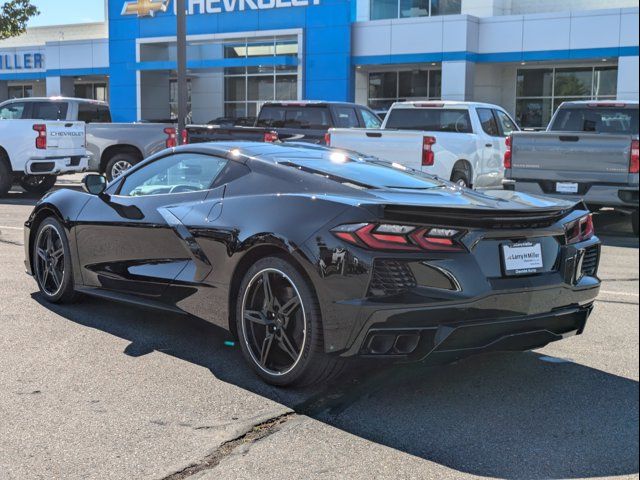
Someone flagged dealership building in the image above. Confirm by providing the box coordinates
[0,0,638,128]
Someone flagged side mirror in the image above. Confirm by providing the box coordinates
[83,174,107,195]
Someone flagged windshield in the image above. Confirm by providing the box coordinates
[551,107,639,135]
[385,108,473,133]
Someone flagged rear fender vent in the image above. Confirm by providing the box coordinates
[581,245,600,277]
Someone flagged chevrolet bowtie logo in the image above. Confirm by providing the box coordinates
[122,0,171,17]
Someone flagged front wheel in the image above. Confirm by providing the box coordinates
[236,256,343,387]
[20,175,57,196]
[33,217,77,304]
[451,170,471,189]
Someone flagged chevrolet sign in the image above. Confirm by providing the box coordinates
[122,0,319,17]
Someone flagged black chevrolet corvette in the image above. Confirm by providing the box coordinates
[25,142,601,386]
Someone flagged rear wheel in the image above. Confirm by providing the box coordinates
[105,153,138,181]
[19,175,57,196]
[236,256,343,387]
[0,157,11,197]
[33,217,77,304]
[451,170,471,189]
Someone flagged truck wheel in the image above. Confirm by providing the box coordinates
[632,210,639,237]
[0,159,11,197]
[451,170,471,189]
[19,175,58,196]
[105,154,138,181]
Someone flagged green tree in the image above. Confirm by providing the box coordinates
[0,0,39,40]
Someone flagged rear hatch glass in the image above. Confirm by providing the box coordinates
[385,108,473,133]
[551,106,639,135]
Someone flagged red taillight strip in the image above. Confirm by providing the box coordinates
[630,139,639,174]
[410,228,464,252]
[355,224,419,251]
[504,135,512,169]
[565,214,595,244]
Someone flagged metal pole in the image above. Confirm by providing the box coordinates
[176,0,188,144]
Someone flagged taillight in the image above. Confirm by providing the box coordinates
[181,129,189,145]
[164,127,177,148]
[264,131,279,143]
[324,132,331,146]
[33,124,47,150]
[422,136,436,166]
[504,135,512,169]
[630,139,639,174]
[565,214,595,244]
[332,223,465,252]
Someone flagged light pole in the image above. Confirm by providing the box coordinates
[176,0,188,144]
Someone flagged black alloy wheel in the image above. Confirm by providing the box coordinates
[241,268,307,377]
[33,218,77,303]
[237,257,344,387]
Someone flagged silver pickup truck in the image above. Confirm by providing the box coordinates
[504,101,639,235]
[0,97,175,181]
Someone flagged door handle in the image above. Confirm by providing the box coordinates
[485,143,493,147]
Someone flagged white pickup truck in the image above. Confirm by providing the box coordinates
[327,101,519,189]
[0,120,88,197]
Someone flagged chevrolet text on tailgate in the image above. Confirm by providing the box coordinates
[504,101,639,235]
[0,119,88,197]
[327,101,520,190]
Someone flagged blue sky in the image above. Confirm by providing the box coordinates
[22,0,106,27]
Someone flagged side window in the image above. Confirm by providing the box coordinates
[333,107,360,128]
[0,102,27,120]
[119,153,228,197]
[97,106,112,123]
[361,108,382,128]
[494,110,518,136]
[477,108,500,137]
[32,102,68,120]
[78,103,111,123]
[256,106,286,128]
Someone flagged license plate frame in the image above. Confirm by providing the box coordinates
[501,241,544,277]
[556,182,579,194]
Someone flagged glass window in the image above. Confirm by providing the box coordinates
[361,109,383,128]
[430,0,461,15]
[247,76,274,101]
[275,76,297,101]
[400,0,428,18]
[169,79,192,121]
[120,153,228,197]
[8,85,33,99]
[334,107,360,128]
[593,67,617,97]
[554,68,593,97]
[0,102,26,120]
[516,98,553,129]
[494,109,518,136]
[551,107,639,135]
[32,102,68,121]
[477,108,500,136]
[517,69,553,97]
[371,0,398,19]
[78,103,111,123]
[369,72,397,100]
[385,108,472,133]
[399,71,429,98]
[285,107,331,129]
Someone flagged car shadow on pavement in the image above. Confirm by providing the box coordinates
[33,293,639,480]
[593,210,638,248]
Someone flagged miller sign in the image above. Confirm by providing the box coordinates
[122,0,319,16]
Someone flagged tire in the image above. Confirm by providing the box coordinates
[0,157,11,197]
[19,175,58,196]
[451,170,471,189]
[632,209,639,237]
[33,217,77,304]
[236,256,344,387]
[105,153,138,181]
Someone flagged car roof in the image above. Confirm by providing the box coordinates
[558,100,639,107]
[1,96,108,106]
[390,100,506,110]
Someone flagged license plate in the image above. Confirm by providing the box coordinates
[556,182,579,194]
[502,242,544,276]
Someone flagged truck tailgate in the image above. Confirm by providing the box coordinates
[511,132,633,184]
[46,122,86,154]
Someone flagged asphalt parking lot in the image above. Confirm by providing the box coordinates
[0,181,638,480]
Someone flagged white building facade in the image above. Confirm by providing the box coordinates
[0,0,637,128]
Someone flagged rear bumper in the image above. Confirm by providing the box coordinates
[355,304,593,363]
[508,180,639,209]
[25,156,89,176]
